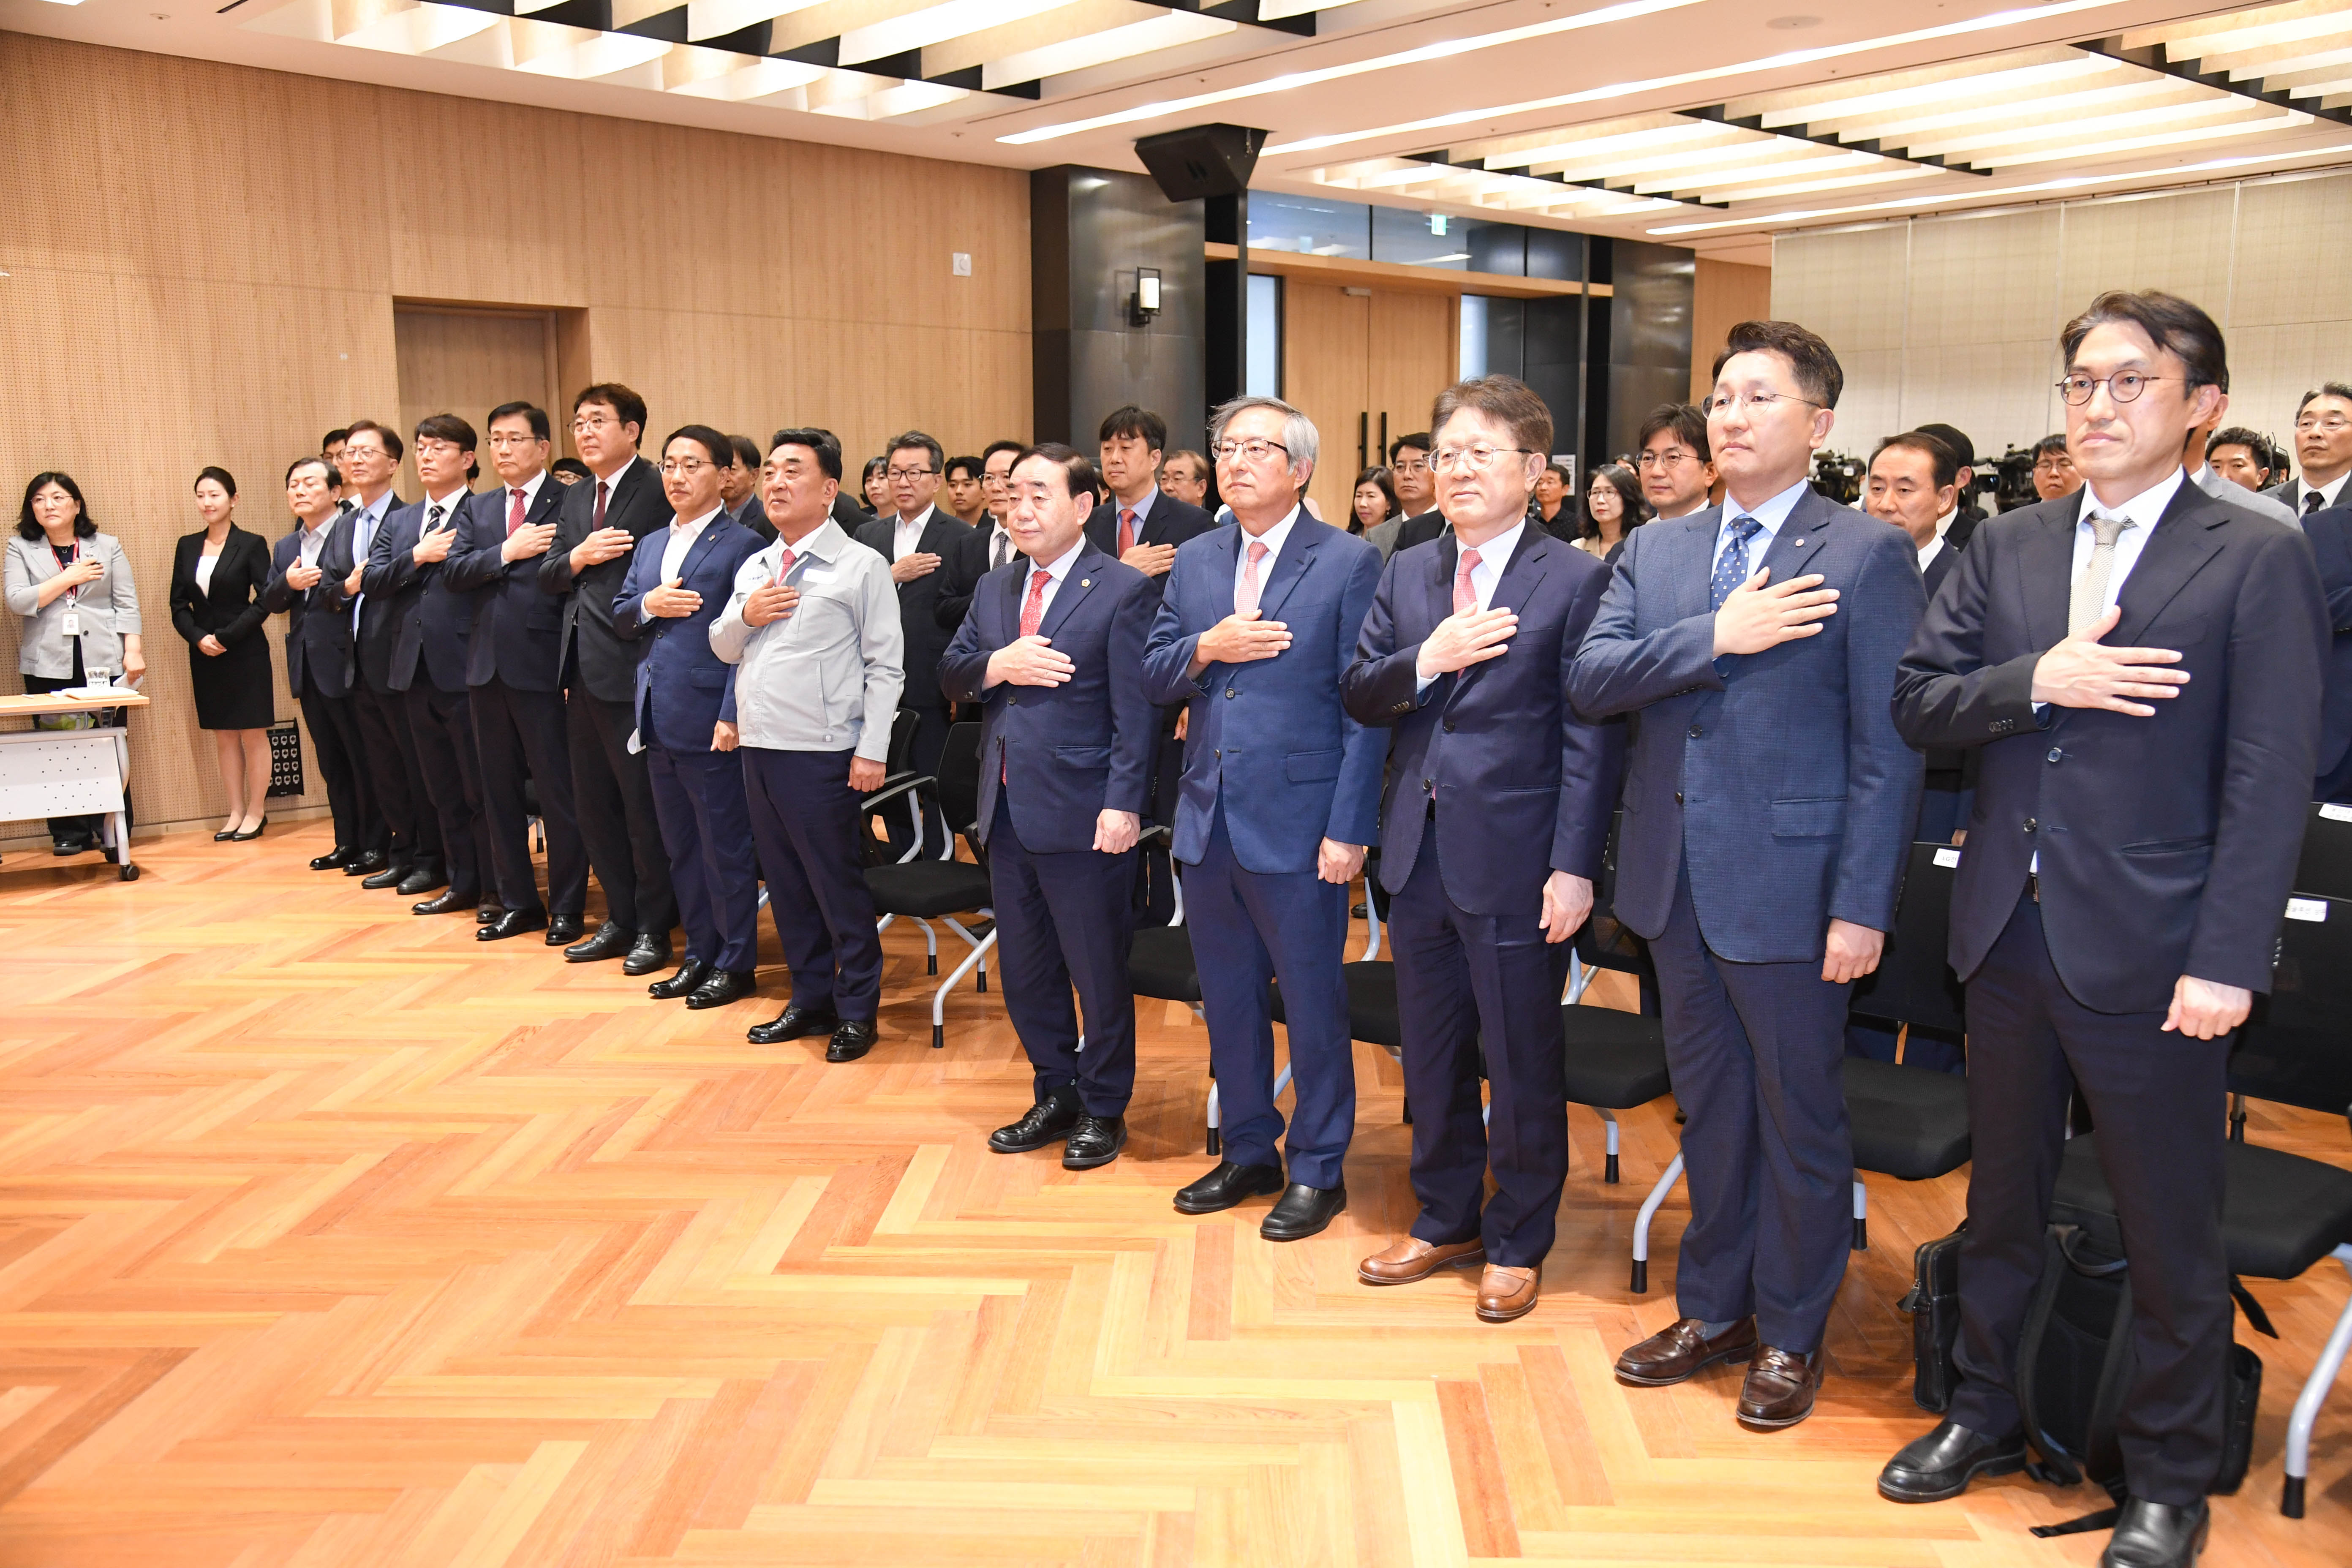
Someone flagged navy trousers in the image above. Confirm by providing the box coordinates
[405,683,494,903]
[743,747,884,1020]
[1390,816,1572,1267]
[1649,861,1853,1352]
[352,677,434,867]
[2317,743,2352,803]
[470,676,586,919]
[987,792,1139,1116]
[1185,799,1355,1189]
[646,742,760,972]
[1949,893,2229,1506]
[297,683,375,853]
[566,690,676,937]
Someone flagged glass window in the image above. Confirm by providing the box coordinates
[1371,210,1526,274]
[1247,192,1370,260]
[1246,274,1282,397]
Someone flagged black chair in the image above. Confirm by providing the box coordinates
[858,709,926,863]
[2293,801,2352,901]
[1563,817,1669,1200]
[861,722,993,1049]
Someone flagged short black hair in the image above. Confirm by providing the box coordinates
[286,454,334,487]
[1098,405,1168,452]
[2032,433,2070,461]
[944,454,983,483]
[1871,431,1958,490]
[729,434,762,470]
[551,457,591,481]
[982,438,1026,468]
[195,465,238,498]
[1913,422,1975,470]
[1712,319,1843,410]
[343,417,405,463]
[2206,425,2280,470]
[2296,383,2352,416]
[1014,442,1102,503]
[770,427,844,483]
[573,382,648,435]
[664,425,732,468]
[1389,431,1432,462]
[487,402,551,442]
[322,427,351,449]
[887,431,944,473]
[414,412,478,453]
[17,471,95,540]
[1636,403,1710,462]
[2061,291,2227,393]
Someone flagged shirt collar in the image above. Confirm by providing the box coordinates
[1458,516,1527,569]
[509,471,547,512]
[1032,536,1086,583]
[675,505,723,533]
[1721,477,1812,539]
[769,517,845,566]
[1917,533,1947,569]
[353,490,393,528]
[423,486,467,515]
[896,503,935,534]
[2307,473,2349,507]
[2079,466,2186,532]
[1239,504,1304,560]
[1931,505,1955,540]
[1113,488,1157,527]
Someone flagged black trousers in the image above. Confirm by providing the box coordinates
[296,680,374,853]
[987,792,1139,1116]
[470,677,585,919]
[403,683,493,903]
[565,690,675,937]
[647,743,759,972]
[743,747,884,1020]
[1391,817,1573,1267]
[1949,893,2230,1506]
[351,676,434,867]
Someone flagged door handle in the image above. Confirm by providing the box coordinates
[1358,411,1368,473]
[1379,411,1389,467]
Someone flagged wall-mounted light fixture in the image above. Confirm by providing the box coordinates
[1130,266,1162,327]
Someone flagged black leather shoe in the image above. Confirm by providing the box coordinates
[1260,1182,1347,1241]
[564,922,634,963]
[1877,1421,2028,1503]
[1062,1115,1127,1170]
[229,816,267,842]
[825,1020,878,1063]
[1173,1160,1286,1214]
[545,914,583,946]
[215,827,238,843]
[749,1004,840,1046]
[396,864,446,897]
[622,933,672,976]
[476,904,501,924]
[477,909,548,942]
[648,961,709,1000]
[2100,1499,2209,1568]
[988,1088,1082,1153]
[685,969,757,1010]
[360,860,408,889]
[310,847,357,871]
[412,889,476,917]
[345,850,389,877]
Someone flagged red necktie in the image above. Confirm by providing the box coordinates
[776,547,796,579]
[1117,507,1136,554]
[593,479,609,531]
[1454,546,1483,617]
[507,487,526,537]
[1005,569,1051,783]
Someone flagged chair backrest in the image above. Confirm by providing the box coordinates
[937,721,985,845]
[885,708,920,776]
[1847,841,1966,1035]
[1574,811,1653,977]
[2294,804,2352,900]
[2228,890,2352,1120]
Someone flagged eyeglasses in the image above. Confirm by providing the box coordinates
[886,467,936,481]
[1390,457,1430,475]
[1430,444,1536,474]
[2056,372,2176,406]
[487,432,545,448]
[2296,415,2352,434]
[571,415,618,433]
[1212,438,1290,464]
[1700,390,1822,417]
[1634,448,1699,470]
[2032,455,2075,471]
[659,458,712,476]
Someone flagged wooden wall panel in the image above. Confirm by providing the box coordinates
[1281,282,1371,528]
[1368,290,1457,446]
[1690,259,1773,403]
[0,32,1031,845]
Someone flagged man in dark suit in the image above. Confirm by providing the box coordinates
[364,414,492,917]
[855,431,969,856]
[332,419,433,889]
[941,444,1155,1170]
[1382,432,1447,555]
[2270,383,2352,517]
[539,383,676,954]
[1343,376,1621,1323]
[1885,293,2328,1568]
[613,425,768,1012]
[445,403,616,954]
[1570,319,1924,1432]
[722,435,776,543]
[1142,396,1388,1241]
[264,455,375,869]
[934,441,1028,640]
[1088,405,1218,592]
[1916,422,1988,551]
[2306,505,2352,803]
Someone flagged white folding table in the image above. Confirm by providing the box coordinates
[0,691,150,881]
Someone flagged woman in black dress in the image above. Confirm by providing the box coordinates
[170,466,275,840]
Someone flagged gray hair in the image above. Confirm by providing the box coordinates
[1209,395,1318,484]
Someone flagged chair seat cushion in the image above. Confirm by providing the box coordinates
[1128,925,1201,1004]
[863,860,991,920]
[2052,1133,2352,1281]
[1842,1058,1972,1181]
[1271,961,1402,1051]
[1558,1005,1671,1108]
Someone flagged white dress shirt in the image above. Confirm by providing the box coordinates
[1711,477,1812,574]
[2070,466,2182,620]
[1917,533,1947,572]
[1417,518,1527,693]
[297,513,335,570]
[1231,506,1302,610]
[891,504,936,561]
[419,486,467,539]
[1019,536,1087,624]
[660,506,722,583]
[504,468,547,523]
[984,517,1017,571]
[2297,472,2349,514]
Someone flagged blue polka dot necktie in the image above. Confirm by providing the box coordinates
[1711,516,1762,611]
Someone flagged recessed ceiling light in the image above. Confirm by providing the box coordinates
[1765,14,1821,28]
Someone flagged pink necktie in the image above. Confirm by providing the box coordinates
[1454,547,1483,617]
[776,547,796,579]
[1236,539,1269,616]
[1020,566,1050,638]
[507,488,526,537]
[1117,507,1137,554]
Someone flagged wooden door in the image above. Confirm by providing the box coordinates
[1279,283,1460,526]
[1368,290,1458,467]
[392,307,560,495]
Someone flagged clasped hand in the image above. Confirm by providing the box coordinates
[1714,569,1836,657]
[2031,606,2187,716]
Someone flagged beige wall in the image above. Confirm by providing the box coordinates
[1770,173,2352,470]
[0,34,1031,842]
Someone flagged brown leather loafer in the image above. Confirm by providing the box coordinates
[1614,1316,1759,1386]
[1475,1264,1540,1323]
[1358,1236,1486,1285]
[1737,1344,1824,1429]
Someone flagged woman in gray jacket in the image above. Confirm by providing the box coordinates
[6,472,143,853]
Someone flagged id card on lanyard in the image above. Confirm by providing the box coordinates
[58,540,83,639]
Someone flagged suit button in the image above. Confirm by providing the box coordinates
[1423,777,1433,791]
[1688,724,1702,738]
[1442,720,1456,732]
[2024,817,2038,833]
[1225,689,1236,699]
[1215,748,1223,758]
[1008,695,1018,705]
[2046,747,2062,763]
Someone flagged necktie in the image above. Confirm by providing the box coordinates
[593,479,610,532]
[776,547,796,580]
[1118,507,1137,555]
[1710,516,1762,612]
[2070,512,2135,635]
[2306,490,2326,516]
[1020,566,1050,639]
[508,488,526,537]
[427,503,445,534]
[1236,539,1269,617]
[1454,547,1483,617]
[991,529,1009,570]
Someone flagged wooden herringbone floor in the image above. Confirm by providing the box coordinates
[0,818,2346,1567]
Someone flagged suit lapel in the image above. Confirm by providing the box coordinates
[676,520,725,588]
[1253,510,1318,622]
[1674,508,1721,623]
[2019,500,2077,651]
[1037,545,1102,642]
[2111,486,2227,644]
[1452,529,1553,703]
[1199,524,1239,615]
[1755,492,1836,584]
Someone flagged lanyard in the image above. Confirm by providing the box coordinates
[57,538,81,610]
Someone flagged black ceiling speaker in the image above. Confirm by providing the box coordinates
[1133,124,1269,201]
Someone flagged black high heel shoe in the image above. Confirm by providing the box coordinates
[229,816,267,842]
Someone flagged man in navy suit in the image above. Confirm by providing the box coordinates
[614,426,767,1013]
[264,455,375,870]
[855,432,969,858]
[364,414,493,917]
[2304,505,2352,803]
[1570,320,1923,1431]
[1885,293,2327,1568]
[333,419,433,888]
[444,404,615,955]
[1343,376,1621,1323]
[1143,396,1388,1241]
[1087,405,1218,594]
[941,444,1155,1170]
